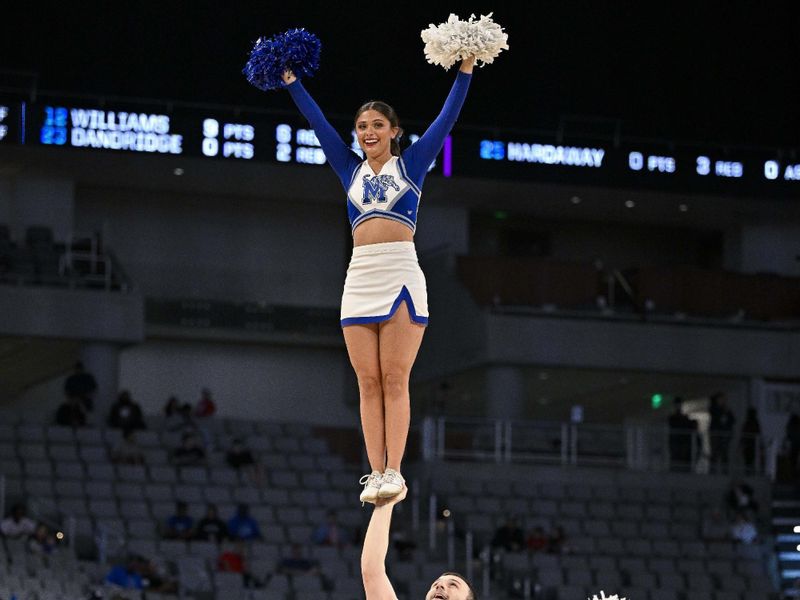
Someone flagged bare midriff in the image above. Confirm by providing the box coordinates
[353,217,414,247]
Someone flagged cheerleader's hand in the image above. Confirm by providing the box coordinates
[460,55,476,73]
[282,69,297,85]
[374,485,408,507]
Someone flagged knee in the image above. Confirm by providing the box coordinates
[381,370,408,400]
[357,374,382,399]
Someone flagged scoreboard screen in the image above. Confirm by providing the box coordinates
[1,96,798,198]
[5,99,441,174]
[0,101,25,145]
[453,133,800,196]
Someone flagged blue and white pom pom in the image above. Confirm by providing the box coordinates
[243,28,321,91]
[421,13,509,70]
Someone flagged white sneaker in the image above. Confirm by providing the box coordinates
[359,470,383,504]
[377,468,405,498]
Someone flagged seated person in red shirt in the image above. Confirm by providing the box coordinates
[195,387,217,418]
[526,526,548,552]
[218,540,262,588]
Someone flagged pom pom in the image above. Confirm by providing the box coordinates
[421,13,509,70]
[243,28,321,91]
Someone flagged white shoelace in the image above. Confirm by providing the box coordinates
[360,472,382,488]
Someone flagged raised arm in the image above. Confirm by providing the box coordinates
[361,486,407,600]
[403,57,475,176]
[282,70,361,184]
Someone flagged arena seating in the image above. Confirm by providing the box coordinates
[456,255,800,322]
[0,414,780,599]
[0,224,125,290]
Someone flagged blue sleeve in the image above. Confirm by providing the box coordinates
[402,70,472,183]
[286,80,362,187]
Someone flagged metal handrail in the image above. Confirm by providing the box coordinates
[422,416,767,477]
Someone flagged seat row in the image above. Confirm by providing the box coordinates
[2,458,353,485]
[0,417,318,440]
[446,495,705,522]
[431,475,730,506]
[0,427,328,459]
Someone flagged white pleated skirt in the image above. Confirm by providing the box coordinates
[340,241,428,327]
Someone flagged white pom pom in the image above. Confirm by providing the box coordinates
[421,12,509,70]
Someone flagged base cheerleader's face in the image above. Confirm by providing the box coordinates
[355,109,399,160]
[425,574,472,600]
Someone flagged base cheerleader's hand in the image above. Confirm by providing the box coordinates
[421,13,508,71]
[374,484,408,507]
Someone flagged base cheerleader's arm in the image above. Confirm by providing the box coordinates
[361,486,408,600]
[243,29,360,183]
[405,13,509,178]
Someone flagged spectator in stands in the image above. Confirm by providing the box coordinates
[726,480,759,519]
[195,504,228,544]
[111,429,145,465]
[107,390,146,431]
[526,526,548,553]
[63,360,97,413]
[668,397,698,471]
[547,525,570,554]
[165,398,195,433]
[195,387,217,418]
[491,516,525,552]
[730,511,758,544]
[1,503,37,539]
[277,543,320,576]
[164,395,181,419]
[163,501,194,540]
[785,413,800,476]
[226,437,264,486]
[172,431,206,466]
[106,554,178,594]
[312,510,351,547]
[227,504,262,541]
[218,539,263,588]
[55,395,87,428]
[740,407,762,471]
[701,508,730,541]
[28,522,57,555]
[105,555,146,590]
[708,391,735,473]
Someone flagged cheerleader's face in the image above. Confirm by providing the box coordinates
[356,110,398,159]
[425,574,471,600]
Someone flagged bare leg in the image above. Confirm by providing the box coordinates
[378,302,425,472]
[343,323,384,471]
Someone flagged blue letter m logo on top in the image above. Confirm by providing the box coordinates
[361,174,400,205]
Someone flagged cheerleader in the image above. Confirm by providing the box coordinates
[245,14,507,504]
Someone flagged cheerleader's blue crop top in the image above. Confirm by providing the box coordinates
[286,71,471,234]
